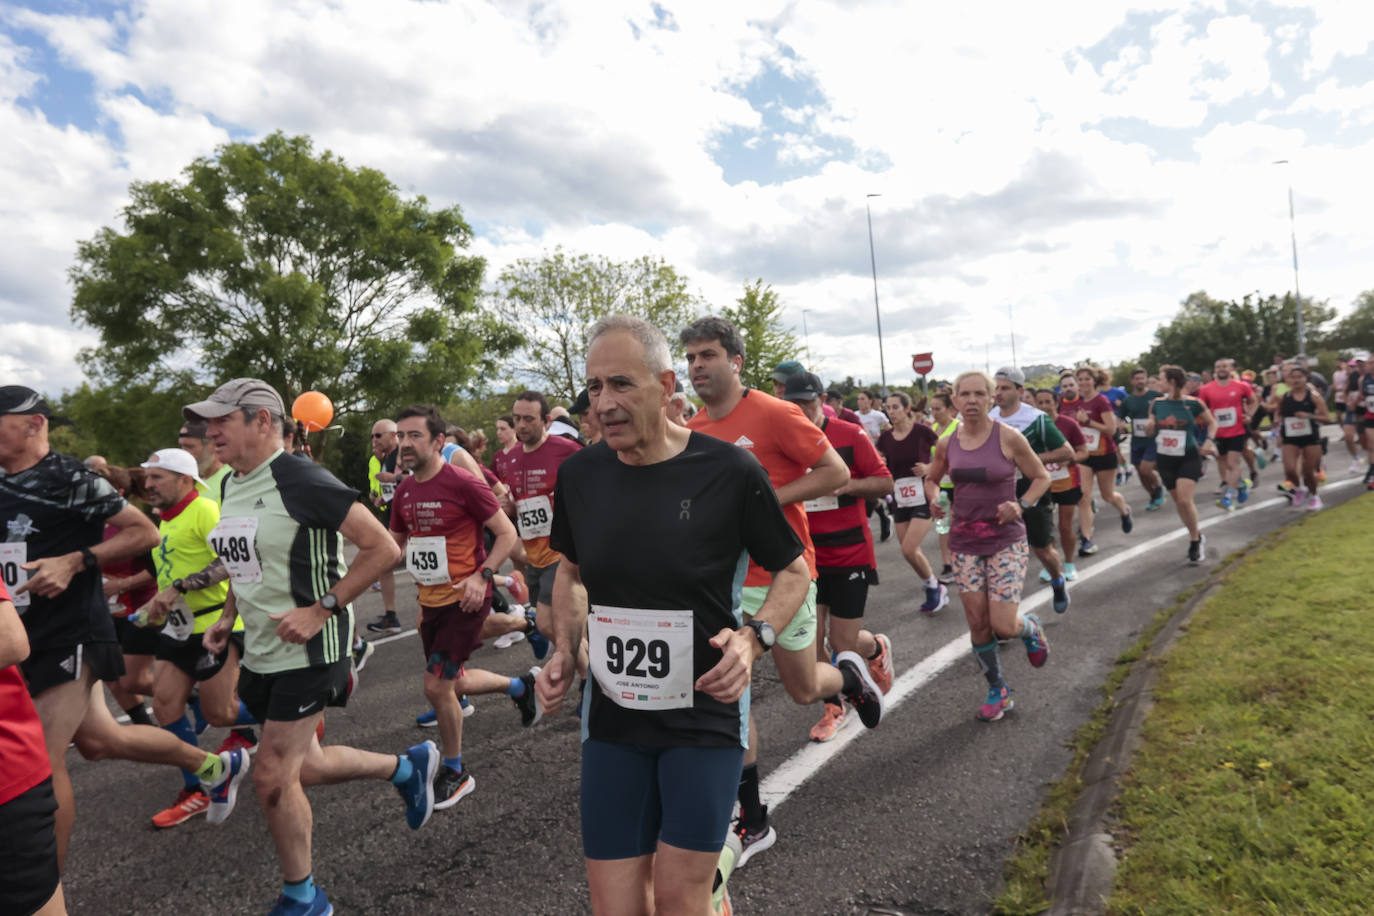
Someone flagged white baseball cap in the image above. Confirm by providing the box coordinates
[140,448,206,485]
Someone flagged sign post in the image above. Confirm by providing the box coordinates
[912,352,933,397]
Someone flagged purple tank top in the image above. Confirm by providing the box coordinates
[947,421,1025,555]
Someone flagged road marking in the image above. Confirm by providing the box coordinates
[760,476,1362,811]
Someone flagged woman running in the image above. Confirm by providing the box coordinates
[928,391,960,583]
[877,392,947,614]
[1146,365,1218,564]
[926,371,1051,722]
[1033,390,1089,585]
[1270,363,1331,510]
[1070,366,1133,554]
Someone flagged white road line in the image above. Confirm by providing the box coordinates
[760,476,1362,812]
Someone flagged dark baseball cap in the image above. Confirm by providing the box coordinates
[183,378,286,421]
[772,359,806,383]
[0,386,71,426]
[569,388,591,415]
[782,371,824,403]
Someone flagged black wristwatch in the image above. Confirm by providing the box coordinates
[480,568,495,582]
[320,592,341,613]
[172,578,188,595]
[80,547,98,571]
[744,619,776,653]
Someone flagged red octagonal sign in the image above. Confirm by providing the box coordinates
[912,352,934,375]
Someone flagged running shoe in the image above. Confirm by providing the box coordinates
[1021,613,1049,668]
[878,508,892,543]
[713,831,742,914]
[1349,459,1364,473]
[1078,537,1098,557]
[1146,488,1166,511]
[525,609,550,660]
[1038,568,1052,583]
[1257,451,1268,469]
[1316,468,1327,484]
[808,702,846,742]
[977,683,1014,722]
[416,709,438,728]
[937,564,956,584]
[513,667,543,727]
[1051,577,1070,615]
[919,582,949,615]
[397,741,439,830]
[1306,493,1323,511]
[366,613,401,635]
[867,634,893,695]
[505,571,530,606]
[433,765,475,811]
[352,637,374,673]
[1290,486,1306,507]
[493,629,526,649]
[151,787,209,829]
[835,650,884,728]
[1237,480,1250,505]
[1187,534,1205,565]
[266,887,333,916]
[734,809,777,869]
[1217,491,1234,511]
[1276,480,1294,494]
[205,748,250,826]
[1242,476,1253,490]
[1120,509,1134,534]
[1064,562,1078,581]
[215,729,258,755]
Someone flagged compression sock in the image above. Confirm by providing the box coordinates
[125,703,154,726]
[507,677,526,698]
[233,701,257,726]
[737,764,764,827]
[187,693,208,734]
[164,715,202,789]
[282,876,315,904]
[390,755,414,786]
[972,640,1004,688]
[443,755,463,772]
[193,752,224,785]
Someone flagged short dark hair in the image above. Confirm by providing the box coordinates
[515,390,550,419]
[497,414,514,428]
[396,404,446,439]
[679,316,746,361]
[886,390,912,409]
[1034,388,1058,399]
[861,390,878,400]
[1160,365,1187,391]
[1130,367,1147,377]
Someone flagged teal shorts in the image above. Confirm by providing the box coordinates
[739,580,818,652]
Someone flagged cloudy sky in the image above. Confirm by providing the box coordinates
[3,0,1373,395]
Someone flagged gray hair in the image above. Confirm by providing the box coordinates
[588,314,673,375]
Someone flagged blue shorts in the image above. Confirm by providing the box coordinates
[1129,437,1157,465]
[580,740,744,860]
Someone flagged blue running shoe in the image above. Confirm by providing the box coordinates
[1146,489,1166,511]
[977,684,1013,722]
[1078,537,1098,557]
[397,741,439,830]
[205,749,250,826]
[919,583,949,615]
[525,609,550,660]
[415,709,437,728]
[266,887,333,916]
[1051,578,1070,614]
[1237,480,1250,505]
[1217,492,1234,511]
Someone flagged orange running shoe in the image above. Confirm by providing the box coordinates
[151,787,209,828]
[867,633,894,694]
[504,570,530,606]
[808,702,846,742]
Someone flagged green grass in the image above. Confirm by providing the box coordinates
[994,494,1374,916]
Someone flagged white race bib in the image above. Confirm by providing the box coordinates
[1283,416,1313,438]
[1046,462,1071,482]
[1131,418,1148,438]
[380,481,396,504]
[588,605,694,710]
[161,603,194,642]
[208,516,263,584]
[803,494,839,513]
[1082,428,1102,451]
[1214,406,1237,428]
[893,476,926,508]
[0,542,30,609]
[1156,430,1187,457]
[516,495,553,540]
[407,535,450,586]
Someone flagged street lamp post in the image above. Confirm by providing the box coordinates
[865,193,887,390]
[1273,159,1305,357]
[801,309,812,361]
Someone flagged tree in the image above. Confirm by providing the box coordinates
[487,248,703,402]
[1326,290,1374,352]
[722,280,803,393]
[1136,291,1335,373]
[69,133,514,467]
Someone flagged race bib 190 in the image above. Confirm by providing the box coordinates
[0,542,30,609]
[516,495,553,540]
[893,476,926,508]
[1156,430,1187,457]
[588,605,694,711]
[208,516,263,584]
[407,535,450,586]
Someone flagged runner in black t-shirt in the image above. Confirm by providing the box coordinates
[535,316,811,916]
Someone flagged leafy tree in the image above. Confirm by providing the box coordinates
[48,378,204,467]
[68,132,514,487]
[722,280,803,393]
[487,248,703,402]
[1136,291,1334,373]
[1326,290,1374,352]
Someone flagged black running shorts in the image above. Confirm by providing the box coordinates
[0,777,60,916]
[237,659,350,723]
[21,642,124,697]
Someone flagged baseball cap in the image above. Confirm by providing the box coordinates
[183,378,286,421]
[781,371,824,403]
[772,360,806,383]
[1355,350,1371,362]
[140,448,206,485]
[569,388,591,415]
[993,366,1025,387]
[0,385,71,426]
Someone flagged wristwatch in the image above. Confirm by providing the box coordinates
[744,619,776,653]
[1018,497,1033,510]
[480,568,495,582]
[172,578,188,595]
[80,547,98,571]
[320,592,341,613]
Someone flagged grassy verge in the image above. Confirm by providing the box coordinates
[993,494,1373,915]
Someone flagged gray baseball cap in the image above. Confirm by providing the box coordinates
[993,366,1025,386]
[183,378,286,421]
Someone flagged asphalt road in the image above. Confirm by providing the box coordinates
[61,448,1370,915]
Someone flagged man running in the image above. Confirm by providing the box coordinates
[1198,359,1257,510]
[185,379,438,916]
[683,317,883,865]
[1116,368,1165,510]
[536,315,813,916]
[389,404,536,810]
[782,372,895,742]
[366,418,402,634]
[0,386,249,870]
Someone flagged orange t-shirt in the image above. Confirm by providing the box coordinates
[688,389,828,586]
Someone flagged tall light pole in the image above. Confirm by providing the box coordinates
[801,309,812,361]
[1009,303,1018,369]
[865,193,887,390]
[1273,159,1305,357]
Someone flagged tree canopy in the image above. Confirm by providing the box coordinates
[1135,291,1335,373]
[722,279,802,393]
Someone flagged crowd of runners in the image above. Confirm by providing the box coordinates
[1,326,1370,915]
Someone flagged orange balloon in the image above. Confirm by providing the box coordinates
[292,391,334,433]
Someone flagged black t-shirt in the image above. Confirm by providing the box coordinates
[0,451,127,650]
[550,433,802,748]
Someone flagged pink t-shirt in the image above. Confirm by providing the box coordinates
[1198,379,1254,438]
